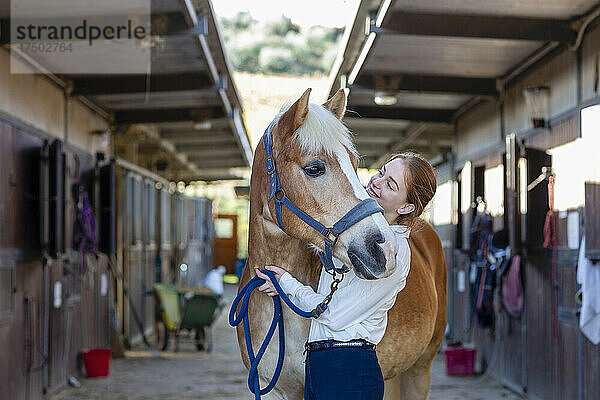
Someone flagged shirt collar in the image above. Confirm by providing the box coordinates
[389,224,410,238]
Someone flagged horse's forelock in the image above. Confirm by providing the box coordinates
[275,102,357,159]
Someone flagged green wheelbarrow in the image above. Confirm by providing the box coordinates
[153,284,223,351]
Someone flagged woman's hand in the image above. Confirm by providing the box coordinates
[255,265,288,297]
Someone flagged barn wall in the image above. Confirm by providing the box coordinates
[456,101,501,165]
[0,47,113,400]
[581,22,600,104]
[449,23,600,400]
[504,49,578,137]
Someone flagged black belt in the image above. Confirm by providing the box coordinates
[305,339,376,352]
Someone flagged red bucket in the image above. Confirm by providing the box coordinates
[82,348,112,378]
[444,347,475,376]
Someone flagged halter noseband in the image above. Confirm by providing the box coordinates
[262,119,384,274]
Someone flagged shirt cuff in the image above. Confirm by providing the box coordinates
[278,272,303,297]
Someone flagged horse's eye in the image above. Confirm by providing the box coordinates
[303,162,325,177]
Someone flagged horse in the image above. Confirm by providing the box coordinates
[235,88,447,400]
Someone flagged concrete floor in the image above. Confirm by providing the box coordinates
[50,285,522,400]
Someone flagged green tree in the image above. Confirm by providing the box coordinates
[218,13,344,76]
[267,16,300,37]
[222,11,256,31]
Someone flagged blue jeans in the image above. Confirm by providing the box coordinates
[304,346,384,399]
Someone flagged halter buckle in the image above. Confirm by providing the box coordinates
[275,189,286,201]
[266,156,276,175]
[324,228,339,247]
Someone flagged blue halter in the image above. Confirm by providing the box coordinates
[229,118,385,400]
[262,118,384,273]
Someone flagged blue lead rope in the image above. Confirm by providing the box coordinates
[229,270,315,399]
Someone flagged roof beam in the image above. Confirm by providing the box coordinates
[181,0,253,168]
[371,123,428,168]
[161,129,231,140]
[372,12,576,43]
[360,143,451,156]
[354,136,395,145]
[352,73,498,97]
[357,137,453,152]
[188,157,247,168]
[172,136,237,146]
[70,73,214,96]
[114,106,224,124]
[177,147,242,158]
[158,117,234,131]
[180,0,232,116]
[115,126,202,176]
[151,12,208,36]
[347,106,454,123]
[176,167,247,177]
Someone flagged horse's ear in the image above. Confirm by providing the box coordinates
[277,88,311,139]
[323,88,347,120]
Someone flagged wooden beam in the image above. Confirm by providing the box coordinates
[173,167,249,182]
[177,147,242,158]
[354,136,395,145]
[371,123,428,168]
[114,106,224,124]
[188,157,247,168]
[151,12,208,36]
[71,73,213,96]
[115,126,202,177]
[180,0,232,116]
[373,12,576,43]
[158,117,234,131]
[360,143,451,157]
[172,136,237,146]
[352,73,498,97]
[161,129,231,139]
[348,106,454,123]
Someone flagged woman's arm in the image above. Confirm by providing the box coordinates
[256,239,411,331]
[280,268,405,331]
[255,266,327,308]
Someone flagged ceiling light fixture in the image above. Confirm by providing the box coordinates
[374,91,397,106]
[193,121,212,130]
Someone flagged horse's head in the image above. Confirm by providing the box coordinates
[258,88,398,279]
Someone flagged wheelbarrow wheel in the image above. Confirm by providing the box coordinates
[195,327,206,351]
[155,319,169,351]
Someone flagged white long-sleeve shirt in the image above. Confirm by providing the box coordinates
[278,224,411,345]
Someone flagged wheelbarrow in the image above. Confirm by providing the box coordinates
[153,284,223,351]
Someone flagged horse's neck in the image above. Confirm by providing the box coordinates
[248,213,321,290]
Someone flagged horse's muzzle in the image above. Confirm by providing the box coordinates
[348,231,388,280]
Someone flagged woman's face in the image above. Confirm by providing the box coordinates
[366,158,415,225]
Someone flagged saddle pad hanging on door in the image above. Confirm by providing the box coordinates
[502,255,523,318]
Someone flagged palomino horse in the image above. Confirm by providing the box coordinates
[236,88,447,399]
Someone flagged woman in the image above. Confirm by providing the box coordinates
[255,152,437,400]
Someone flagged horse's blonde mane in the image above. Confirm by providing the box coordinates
[277,101,358,157]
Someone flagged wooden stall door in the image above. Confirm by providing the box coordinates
[213,215,237,274]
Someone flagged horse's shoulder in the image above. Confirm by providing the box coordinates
[410,218,442,244]
[407,219,446,280]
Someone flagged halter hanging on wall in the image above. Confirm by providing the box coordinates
[527,166,554,192]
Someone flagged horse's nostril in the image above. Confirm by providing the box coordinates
[367,235,386,264]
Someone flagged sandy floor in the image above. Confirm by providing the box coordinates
[50,284,522,400]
